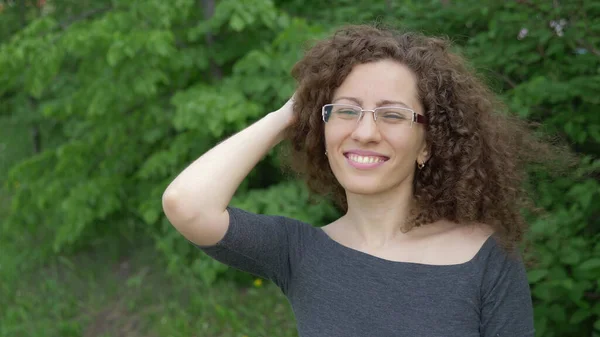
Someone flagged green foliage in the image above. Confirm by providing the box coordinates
[0,245,297,337]
[1,0,599,336]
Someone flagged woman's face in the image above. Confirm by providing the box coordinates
[324,59,429,196]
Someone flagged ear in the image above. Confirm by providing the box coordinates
[417,142,430,165]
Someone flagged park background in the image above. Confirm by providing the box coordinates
[0,0,599,336]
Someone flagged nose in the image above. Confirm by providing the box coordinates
[351,111,382,143]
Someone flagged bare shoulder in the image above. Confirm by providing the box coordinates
[458,221,495,244]
[413,220,496,265]
[443,221,496,261]
[320,218,496,265]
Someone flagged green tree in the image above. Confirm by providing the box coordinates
[1,0,598,336]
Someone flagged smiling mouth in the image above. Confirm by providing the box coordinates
[344,153,389,164]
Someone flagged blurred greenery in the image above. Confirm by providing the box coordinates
[0,0,599,336]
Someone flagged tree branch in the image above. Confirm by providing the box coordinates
[58,6,112,30]
[584,291,600,301]
[492,71,517,89]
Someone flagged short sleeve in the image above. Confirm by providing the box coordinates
[196,207,315,294]
[479,241,535,337]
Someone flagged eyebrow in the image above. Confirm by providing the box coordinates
[332,96,414,110]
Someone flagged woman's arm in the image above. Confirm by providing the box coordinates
[480,247,535,336]
[162,97,295,246]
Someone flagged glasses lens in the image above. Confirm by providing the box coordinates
[376,107,413,125]
[377,107,413,131]
[325,104,361,123]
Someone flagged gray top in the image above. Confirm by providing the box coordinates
[197,207,535,337]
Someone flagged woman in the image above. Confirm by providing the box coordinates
[162,25,544,336]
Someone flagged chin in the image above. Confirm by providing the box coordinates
[338,176,395,196]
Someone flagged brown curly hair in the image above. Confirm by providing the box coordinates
[284,24,562,252]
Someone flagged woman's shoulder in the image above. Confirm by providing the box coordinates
[459,222,525,276]
[421,220,496,266]
[317,218,497,266]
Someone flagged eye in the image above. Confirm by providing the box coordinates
[336,109,359,115]
[378,108,411,122]
[332,106,361,119]
[382,112,406,119]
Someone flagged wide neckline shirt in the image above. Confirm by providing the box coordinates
[197,207,535,337]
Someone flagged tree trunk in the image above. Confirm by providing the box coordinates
[20,0,42,154]
[200,0,223,80]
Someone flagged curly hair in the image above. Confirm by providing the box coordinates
[284,24,562,252]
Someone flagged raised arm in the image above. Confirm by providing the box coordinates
[162,97,295,246]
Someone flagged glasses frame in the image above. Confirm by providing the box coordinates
[321,103,428,128]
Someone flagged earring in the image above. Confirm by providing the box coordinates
[418,162,425,169]
[325,150,328,155]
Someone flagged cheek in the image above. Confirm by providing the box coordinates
[324,126,348,148]
[386,133,421,157]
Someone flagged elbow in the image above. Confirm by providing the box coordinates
[162,188,193,226]
[162,187,229,246]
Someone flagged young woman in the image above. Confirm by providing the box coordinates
[162,25,546,336]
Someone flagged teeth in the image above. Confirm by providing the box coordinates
[348,154,385,164]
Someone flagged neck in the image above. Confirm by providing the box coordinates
[342,181,415,248]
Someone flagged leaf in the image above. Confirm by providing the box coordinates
[570,308,592,325]
[230,14,245,32]
[560,245,582,265]
[579,258,600,271]
[143,209,160,225]
[107,41,124,67]
[527,269,548,283]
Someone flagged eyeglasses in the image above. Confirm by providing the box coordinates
[322,104,427,131]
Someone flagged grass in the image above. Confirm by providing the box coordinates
[0,243,298,337]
